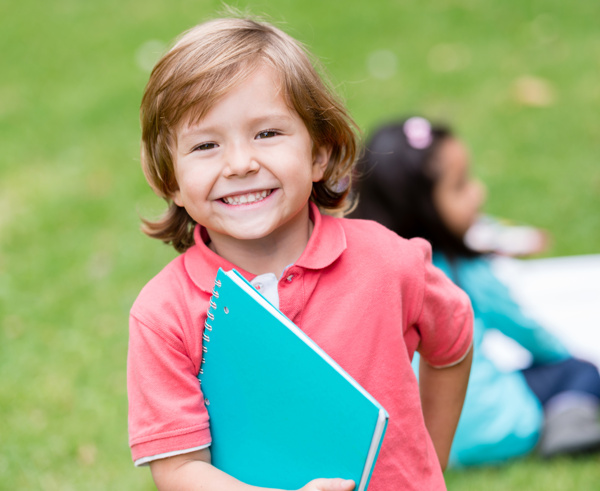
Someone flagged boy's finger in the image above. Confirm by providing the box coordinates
[311,478,355,490]
[337,479,355,490]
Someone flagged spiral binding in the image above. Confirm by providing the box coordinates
[200,275,223,385]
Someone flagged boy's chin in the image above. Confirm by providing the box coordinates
[208,224,279,243]
[231,225,281,241]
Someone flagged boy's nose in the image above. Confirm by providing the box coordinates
[223,143,260,178]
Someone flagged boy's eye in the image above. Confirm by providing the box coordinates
[193,142,217,151]
[256,130,279,139]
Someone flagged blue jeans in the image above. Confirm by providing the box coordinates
[522,357,600,407]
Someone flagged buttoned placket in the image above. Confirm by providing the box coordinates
[278,267,305,324]
[250,272,280,309]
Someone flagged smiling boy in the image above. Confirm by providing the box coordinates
[128,16,473,491]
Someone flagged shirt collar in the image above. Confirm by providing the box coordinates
[183,202,347,293]
[296,202,347,270]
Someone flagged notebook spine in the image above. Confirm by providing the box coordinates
[199,277,222,384]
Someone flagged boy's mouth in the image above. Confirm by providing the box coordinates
[221,189,272,205]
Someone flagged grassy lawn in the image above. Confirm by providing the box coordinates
[1,0,599,489]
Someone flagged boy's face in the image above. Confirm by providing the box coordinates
[172,64,330,247]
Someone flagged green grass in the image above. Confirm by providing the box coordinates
[445,454,600,491]
[1,0,599,489]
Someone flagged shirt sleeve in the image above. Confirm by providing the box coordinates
[468,259,570,364]
[412,239,474,368]
[127,312,212,463]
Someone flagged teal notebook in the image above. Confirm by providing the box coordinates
[198,268,388,491]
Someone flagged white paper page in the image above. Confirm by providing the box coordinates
[482,255,600,371]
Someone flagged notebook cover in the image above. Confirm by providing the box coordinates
[198,268,388,490]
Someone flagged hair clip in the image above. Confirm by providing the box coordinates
[403,117,433,149]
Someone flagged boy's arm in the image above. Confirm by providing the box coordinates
[149,448,355,491]
[418,345,473,471]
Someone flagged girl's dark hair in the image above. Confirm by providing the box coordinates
[351,117,479,259]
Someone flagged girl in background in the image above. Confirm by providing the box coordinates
[352,116,600,466]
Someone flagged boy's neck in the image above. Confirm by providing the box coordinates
[206,207,314,280]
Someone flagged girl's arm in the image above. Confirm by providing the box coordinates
[418,345,473,470]
[149,448,356,491]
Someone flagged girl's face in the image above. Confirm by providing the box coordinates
[432,138,486,239]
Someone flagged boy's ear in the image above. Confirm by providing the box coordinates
[171,189,183,207]
[312,144,332,182]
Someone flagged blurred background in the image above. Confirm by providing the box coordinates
[1,0,599,489]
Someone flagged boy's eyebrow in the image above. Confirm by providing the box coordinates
[247,112,296,127]
[179,112,296,138]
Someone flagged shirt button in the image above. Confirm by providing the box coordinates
[286,274,294,282]
[255,283,262,290]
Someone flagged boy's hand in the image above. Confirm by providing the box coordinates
[298,478,355,491]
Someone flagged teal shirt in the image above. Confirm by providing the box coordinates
[414,253,570,466]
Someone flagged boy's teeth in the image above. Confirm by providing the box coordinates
[223,190,270,205]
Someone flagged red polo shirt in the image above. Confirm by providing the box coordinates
[128,203,473,490]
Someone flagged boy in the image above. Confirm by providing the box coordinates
[128,16,473,491]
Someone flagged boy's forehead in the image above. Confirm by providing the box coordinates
[176,69,294,134]
[178,107,297,137]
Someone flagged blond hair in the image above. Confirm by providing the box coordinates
[140,16,359,252]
